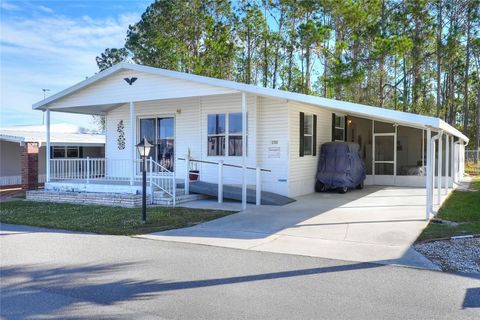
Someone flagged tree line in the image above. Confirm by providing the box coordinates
[96,0,480,153]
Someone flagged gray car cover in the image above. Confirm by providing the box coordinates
[316,142,366,188]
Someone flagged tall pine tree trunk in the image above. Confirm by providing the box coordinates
[263,34,268,87]
[271,10,284,89]
[463,4,471,134]
[402,56,408,112]
[305,47,311,93]
[436,0,442,117]
[246,25,251,84]
[287,43,294,91]
[475,85,480,163]
[378,0,386,108]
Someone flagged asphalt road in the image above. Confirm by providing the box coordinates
[1,224,479,319]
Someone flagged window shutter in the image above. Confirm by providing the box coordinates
[313,114,317,156]
[331,113,336,141]
[344,116,348,141]
[299,112,304,157]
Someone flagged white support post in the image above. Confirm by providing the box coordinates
[437,131,443,206]
[425,129,432,220]
[185,156,190,195]
[372,120,375,179]
[256,167,261,206]
[432,139,436,201]
[130,101,136,186]
[149,157,153,204]
[241,92,247,210]
[86,157,90,184]
[394,125,397,183]
[218,160,223,203]
[445,135,449,195]
[172,175,176,207]
[45,108,51,183]
[451,138,456,184]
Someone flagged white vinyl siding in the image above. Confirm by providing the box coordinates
[199,94,257,185]
[105,97,202,180]
[104,93,291,195]
[256,97,289,196]
[288,101,332,197]
[48,69,237,109]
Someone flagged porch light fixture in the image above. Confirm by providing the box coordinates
[136,137,153,224]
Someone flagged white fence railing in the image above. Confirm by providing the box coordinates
[50,158,105,181]
[50,157,176,203]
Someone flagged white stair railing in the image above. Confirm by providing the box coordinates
[148,158,176,205]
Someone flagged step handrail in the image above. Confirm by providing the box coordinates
[178,157,270,206]
[177,157,271,172]
[148,158,176,206]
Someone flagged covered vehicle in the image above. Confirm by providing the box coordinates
[315,142,366,193]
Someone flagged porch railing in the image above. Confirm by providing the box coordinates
[49,157,176,204]
[50,158,106,181]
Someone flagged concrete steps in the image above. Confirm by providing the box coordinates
[152,189,210,206]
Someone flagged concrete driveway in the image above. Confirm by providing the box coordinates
[142,186,446,269]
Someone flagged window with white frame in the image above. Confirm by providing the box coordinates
[51,146,80,158]
[208,112,247,157]
[207,114,226,156]
[333,114,345,141]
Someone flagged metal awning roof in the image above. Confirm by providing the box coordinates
[33,62,469,142]
[0,125,104,146]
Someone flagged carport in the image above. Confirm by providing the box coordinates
[331,111,468,220]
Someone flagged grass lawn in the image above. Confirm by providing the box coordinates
[0,201,232,235]
[417,176,480,242]
[465,161,480,176]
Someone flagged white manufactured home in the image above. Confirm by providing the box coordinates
[31,62,468,216]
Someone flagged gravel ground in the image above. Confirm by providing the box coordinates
[414,238,480,274]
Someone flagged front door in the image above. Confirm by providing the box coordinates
[139,117,175,171]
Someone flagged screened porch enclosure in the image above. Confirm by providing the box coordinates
[345,115,450,186]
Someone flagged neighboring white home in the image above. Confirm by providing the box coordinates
[30,62,468,215]
[0,124,105,188]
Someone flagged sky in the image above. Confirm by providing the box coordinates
[0,0,152,130]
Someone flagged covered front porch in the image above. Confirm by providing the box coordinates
[39,65,258,208]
